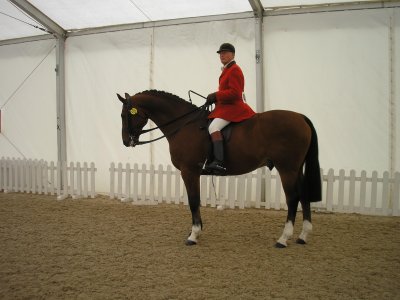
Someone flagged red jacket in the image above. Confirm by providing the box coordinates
[208,61,256,122]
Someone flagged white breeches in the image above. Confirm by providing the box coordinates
[208,118,230,134]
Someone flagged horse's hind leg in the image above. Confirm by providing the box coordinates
[297,198,312,244]
[276,171,301,248]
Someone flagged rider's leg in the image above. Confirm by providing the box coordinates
[206,118,230,172]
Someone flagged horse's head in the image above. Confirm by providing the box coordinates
[117,93,148,147]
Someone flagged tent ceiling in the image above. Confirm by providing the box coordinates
[0,0,391,41]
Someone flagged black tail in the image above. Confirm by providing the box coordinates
[302,116,322,202]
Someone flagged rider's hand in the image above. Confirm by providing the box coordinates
[206,93,217,104]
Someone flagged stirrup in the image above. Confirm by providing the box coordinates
[205,161,226,172]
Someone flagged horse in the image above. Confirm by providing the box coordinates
[117,90,322,248]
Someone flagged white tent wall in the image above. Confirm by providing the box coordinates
[395,8,400,177]
[151,18,256,166]
[0,39,57,161]
[65,29,153,193]
[264,7,399,175]
[64,18,256,193]
[0,4,399,194]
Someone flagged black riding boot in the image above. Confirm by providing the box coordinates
[206,131,226,173]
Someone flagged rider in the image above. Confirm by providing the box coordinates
[204,43,256,173]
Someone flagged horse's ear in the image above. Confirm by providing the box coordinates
[117,93,126,104]
[125,93,131,101]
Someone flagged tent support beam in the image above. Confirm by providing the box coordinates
[9,0,67,186]
[248,0,265,113]
[9,0,65,37]
[249,0,266,203]
[55,37,67,165]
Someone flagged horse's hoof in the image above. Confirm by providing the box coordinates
[296,238,306,245]
[275,242,286,248]
[185,239,197,246]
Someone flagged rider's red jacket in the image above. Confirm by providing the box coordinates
[208,61,256,122]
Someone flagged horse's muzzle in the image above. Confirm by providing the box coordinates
[124,135,139,147]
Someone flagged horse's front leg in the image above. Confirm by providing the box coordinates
[181,170,202,246]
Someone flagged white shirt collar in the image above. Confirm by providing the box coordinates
[221,59,235,71]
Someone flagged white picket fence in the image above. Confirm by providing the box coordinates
[1,158,399,216]
[109,162,400,216]
[0,157,96,199]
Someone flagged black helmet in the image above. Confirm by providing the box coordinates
[216,43,235,54]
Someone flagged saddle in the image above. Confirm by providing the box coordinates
[200,121,274,176]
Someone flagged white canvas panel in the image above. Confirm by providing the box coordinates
[0,0,49,40]
[27,0,251,31]
[29,0,149,30]
[262,0,378,8]
[0,39,57,160]
[394,8,400,172]
[65,29,152,193]
[264,9,391,174]
[132,0,251,21]
[152,18,256,167]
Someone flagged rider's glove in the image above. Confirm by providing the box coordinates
[206,93,217,104]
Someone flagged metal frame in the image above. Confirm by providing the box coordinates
[2,0,398,182]
[248,0,265,113]
[9,0,67,166]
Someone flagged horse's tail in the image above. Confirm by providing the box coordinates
[302,116,322,202]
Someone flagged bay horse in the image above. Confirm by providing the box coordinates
[117,90,321,248]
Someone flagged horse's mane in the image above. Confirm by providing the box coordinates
[136,89,198,108]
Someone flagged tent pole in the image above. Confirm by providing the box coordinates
[55,37,67,165]
[248,0,265,113]
[10,0,67,188]
[249,0,266,203]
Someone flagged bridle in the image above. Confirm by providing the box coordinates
[125,91,209,146]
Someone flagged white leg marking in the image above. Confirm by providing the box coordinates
[187,224,202,243]
[298,220,313,242]
[277,221,294,247]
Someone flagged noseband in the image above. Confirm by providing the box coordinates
[124,99,209,146]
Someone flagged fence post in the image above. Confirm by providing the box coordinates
[90,162,95,198]
[174,169,180,204]
[237,174,246,209]
[141,163,147,202]
[73,162,82,199]
[157,164,164,203]
[392,172,400,216]
[83,162,88,198]
[218,176,227,208]
[337,169,345,212]
[326,169,334,212]
[166,165,172,204]
[200,175,208,207]
[13,158,18,192]
[149,164,155,203]
[117,162,123,199]
[132,163,139,202]
[359,170,367,214]
[382,171,390,215]
[57,162,69,200]
[0,158,4,191]
[121,163,131,202]
[348,170,356,213]
[228,176,236,209]
[109,162,115,199]
[43,161,49,195]
[274,172,281,210]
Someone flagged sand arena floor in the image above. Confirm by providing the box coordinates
[0,192,399,299]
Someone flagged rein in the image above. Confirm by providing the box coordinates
[132,91,209,145]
